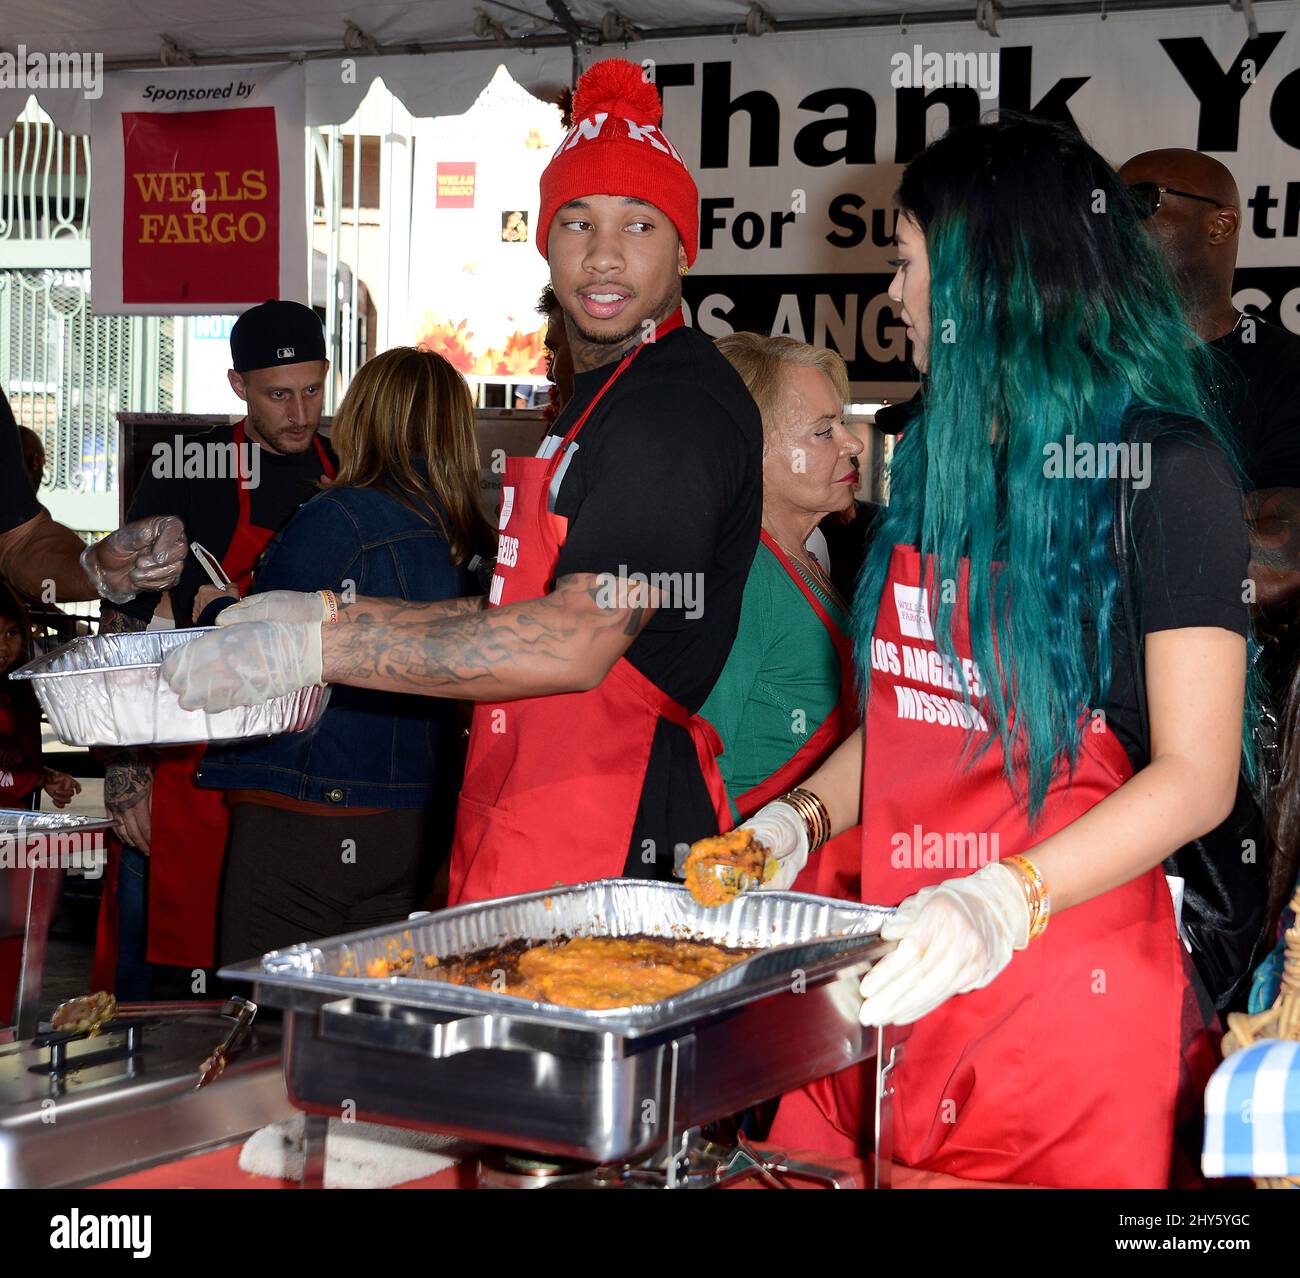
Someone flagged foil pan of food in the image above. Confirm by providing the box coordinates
[221,880,895,1163]
[8,628,330,748]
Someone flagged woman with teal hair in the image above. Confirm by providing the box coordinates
[738,115,1252,1187]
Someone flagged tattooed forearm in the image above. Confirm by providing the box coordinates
[337,594,485,626]
[98,604,148,635]
[1246,488,1300,611]
[322,573,654,699]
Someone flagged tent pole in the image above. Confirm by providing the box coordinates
[85,0,1232,73]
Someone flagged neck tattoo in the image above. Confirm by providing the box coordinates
[564,292,681,375]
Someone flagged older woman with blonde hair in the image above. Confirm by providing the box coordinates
[699,333,864,894]
[194,346,493,963]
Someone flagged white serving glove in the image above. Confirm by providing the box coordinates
[857,861,1031,1026]
[81,514,188,603]
[746,800,812,891]
[216,589,330,627]
[161,620,323,712]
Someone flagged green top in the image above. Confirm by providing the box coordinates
[699,542,849,821]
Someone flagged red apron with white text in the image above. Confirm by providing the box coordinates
[768,544,1188,1188]
[729,531,861,899]
[96,420,334,973]
[448,312,732,904]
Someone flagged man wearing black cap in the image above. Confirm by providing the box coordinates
[95,299,334,996]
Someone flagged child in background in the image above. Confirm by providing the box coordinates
[0,582,80,808]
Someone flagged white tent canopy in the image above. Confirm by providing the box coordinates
[1,0,1246,131]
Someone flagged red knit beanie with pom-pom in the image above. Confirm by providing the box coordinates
[538,58,699,265]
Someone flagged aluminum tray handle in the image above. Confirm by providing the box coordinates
[319,998,513,1059]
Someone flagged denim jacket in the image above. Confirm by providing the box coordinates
[198,480,474,808]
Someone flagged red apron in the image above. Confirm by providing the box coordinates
[448,312,732,904]
[728,531,861,899]
[768,544,1189,1188]
[94,421,333,976]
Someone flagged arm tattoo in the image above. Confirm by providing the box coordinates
[337,594,485,626]
[323,573,654,699]
[103,758,152,811]
[98,605,148,635]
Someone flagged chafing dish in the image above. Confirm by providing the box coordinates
[222,879,897,1169]
[9,628,329,747]
[0,1000,292,1187]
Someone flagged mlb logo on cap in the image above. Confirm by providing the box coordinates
[277,346,295,359]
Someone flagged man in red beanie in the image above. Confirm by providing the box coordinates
[164,58,764,911]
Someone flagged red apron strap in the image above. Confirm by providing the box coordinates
[233,417,251,532]
[732,533,857,818]
[757,530,852,665]
[314,433,336,480]
[609,659,733,835]
[90,833,123,992]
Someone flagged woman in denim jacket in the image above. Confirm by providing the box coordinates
[196,348,493,964]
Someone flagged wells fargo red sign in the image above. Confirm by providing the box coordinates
[435,162,476,209]
[120,106,280,304]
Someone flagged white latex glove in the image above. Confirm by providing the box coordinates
[746,800,811,891]
[161,620,323,712]
[217,589,330,627]
[857,862,1031,1026]
[81,515,188,603]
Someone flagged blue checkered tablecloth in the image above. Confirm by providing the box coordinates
[1203,1040,1300,1179]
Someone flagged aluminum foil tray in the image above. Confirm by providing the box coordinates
[227,878,893,1037]
[8,628,330,748]
[0,809,116,834]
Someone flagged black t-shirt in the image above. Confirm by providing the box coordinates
[539,323,762,875]
[1090,417,1250,770]
[1208,317,1300,491]
[119,422,336,627]
[0,391,41,534]
[821,499,884,600]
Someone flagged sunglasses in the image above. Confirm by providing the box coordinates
[1127,181,1222,220]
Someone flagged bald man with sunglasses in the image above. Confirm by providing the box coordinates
[1121,149,1300,617]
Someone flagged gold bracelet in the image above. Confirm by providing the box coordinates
[319,589,340,624]
[1004,853,1051,941]
[779,787,831,852]
[790,790,825,848]
[775,791,813,848]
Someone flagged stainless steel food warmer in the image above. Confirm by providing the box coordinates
[222,879,904,1185]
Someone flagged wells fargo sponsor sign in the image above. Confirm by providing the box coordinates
[92,65,305,314]
[435,162,476,208]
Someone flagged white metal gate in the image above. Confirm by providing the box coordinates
[0,97,377,523]
[0,98,175,533]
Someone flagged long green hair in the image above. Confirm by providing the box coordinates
[854,114,1253,820]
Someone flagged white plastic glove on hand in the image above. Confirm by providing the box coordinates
[161,620,323,712]
[216,590,330,627]
[858,862,1031,1026]
[81,515,188,603]
[746,800,811,891]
